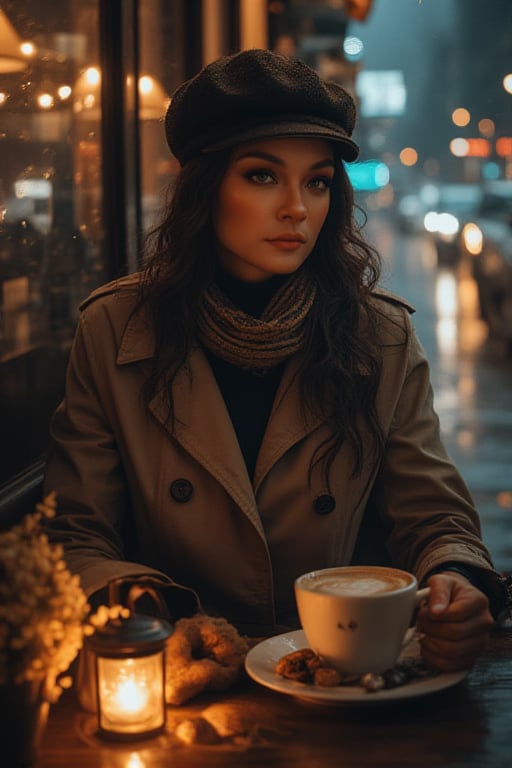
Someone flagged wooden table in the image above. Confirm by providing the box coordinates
[38,628,512,768]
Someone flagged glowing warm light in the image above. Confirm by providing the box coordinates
[452,107,470,127]
[58,85,72,100]
[450,138,469,157]
[107,676,150,719]
[435,271,458,357]
[399,147,418,166]
[20,41,35,57]
[126,753,146,768]
[37,93,54,109]
[75,67,169,119]
[496,137,512,157]
[134,74,170,118]
[503,73,512,94]
[478,118,495,137]
[458,272,481,319]
[0,92,7,106]
[138,75,154,94]
[462,222,483,255]
[85,66,101,86]
[94,644,168,738]
[464,138,491,157]
[436,272,458,319]
[74,67,101,115]
[436,318,457,356]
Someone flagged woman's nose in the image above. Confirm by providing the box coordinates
[277,188,307,221]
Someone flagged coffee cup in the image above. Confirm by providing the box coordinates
[294,565,430,675]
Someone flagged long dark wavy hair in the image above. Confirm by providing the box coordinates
[137,146,386,486]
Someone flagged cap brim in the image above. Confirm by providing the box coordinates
[203,122,359,162]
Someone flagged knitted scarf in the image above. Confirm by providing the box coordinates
[196,270,317,372]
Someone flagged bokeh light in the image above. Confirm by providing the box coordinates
[343,36,364,61]
[399,147,418,166]
[503,73,512,94]
[452,107,470,127]
[449,138,469,157]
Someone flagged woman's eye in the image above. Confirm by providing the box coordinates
[246,169,275,184]
[308,176,332,191]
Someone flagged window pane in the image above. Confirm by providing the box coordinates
[0,1,105,483]
[138,0,189,235]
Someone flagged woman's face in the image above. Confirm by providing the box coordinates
[214,137,335,282]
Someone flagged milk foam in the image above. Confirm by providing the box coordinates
[309,573,409,596]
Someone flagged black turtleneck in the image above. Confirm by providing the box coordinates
[204,271,288,481]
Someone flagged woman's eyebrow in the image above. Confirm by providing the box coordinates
[234,150,335,170]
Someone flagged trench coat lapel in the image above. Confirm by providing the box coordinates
[147,350,326,514]
[147,347,263,532]
[253,357,325,492]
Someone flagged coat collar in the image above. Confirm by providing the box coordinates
[116,308,324,518]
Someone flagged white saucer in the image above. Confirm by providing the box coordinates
[244,630,468,705]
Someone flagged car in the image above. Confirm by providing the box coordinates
[422,183,483,266]
[459,180,512,353]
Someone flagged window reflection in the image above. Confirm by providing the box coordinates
[0,1,103,483]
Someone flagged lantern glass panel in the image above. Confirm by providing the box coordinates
[97,651,165,735]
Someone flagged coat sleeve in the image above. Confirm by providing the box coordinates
[372,308,500,593]
[43,307,199,616]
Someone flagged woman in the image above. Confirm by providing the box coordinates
[44,49,505,671]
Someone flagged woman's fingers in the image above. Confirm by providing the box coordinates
[419,631,489,672]
[416,572,494,671]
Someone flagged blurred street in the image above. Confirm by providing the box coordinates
[365,215,512,573]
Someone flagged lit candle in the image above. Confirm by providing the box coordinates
[86,613,172,740]
[102,666,150,723]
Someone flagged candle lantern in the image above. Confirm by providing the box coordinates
[87,612,172,740]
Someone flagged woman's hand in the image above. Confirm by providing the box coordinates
[416,571,494,672]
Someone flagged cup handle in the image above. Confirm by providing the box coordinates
[402,588,431,652]
[415,586,430,605]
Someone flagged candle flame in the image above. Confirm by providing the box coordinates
[114,677,149,715]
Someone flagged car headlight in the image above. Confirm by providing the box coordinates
[424,211,439,232]
[462,222,483,255]
[437,212,459,237]
[424,211,459,239]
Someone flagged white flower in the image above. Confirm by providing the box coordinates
[0,492,90,699]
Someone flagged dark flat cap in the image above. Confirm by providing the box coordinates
[165,48,359,166]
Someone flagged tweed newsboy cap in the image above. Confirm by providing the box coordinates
[165,48,359,166]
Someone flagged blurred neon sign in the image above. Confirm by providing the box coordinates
[346,160,390,191]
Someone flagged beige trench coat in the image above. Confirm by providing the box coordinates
[44,275,498,634]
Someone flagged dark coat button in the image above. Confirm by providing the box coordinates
[170,478,194,503]
[314,494,336,515]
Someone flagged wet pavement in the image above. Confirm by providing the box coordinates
[366,215,512,574]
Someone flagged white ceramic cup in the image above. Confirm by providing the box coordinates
[294,565,430,675]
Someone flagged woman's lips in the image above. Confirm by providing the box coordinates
[267,235,306,250]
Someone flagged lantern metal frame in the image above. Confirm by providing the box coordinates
[86,586,173,741]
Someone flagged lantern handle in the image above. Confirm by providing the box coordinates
[127,583,168,616]
[107,576,170,618]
